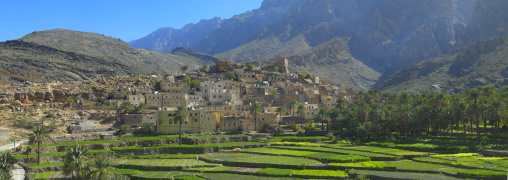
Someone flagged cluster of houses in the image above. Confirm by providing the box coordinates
[118,57,357,134]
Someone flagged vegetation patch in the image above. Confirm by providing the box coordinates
[203,152,321,165]
[256,168,293,176]
[174,176,207,180]
[292,169,348,177]
[242,148,369,162]
[270,142,321,147]
[30,171,60,179]
[275,146,398,160]
[276,136,330,142]
[29,161,64,168]
[131,171,196,179]
[111,142,265,151]
[112,159,219,167]
[457,169,506,177]
[431,153,480,157]
[199,173,295,180]
[117,153,202,159]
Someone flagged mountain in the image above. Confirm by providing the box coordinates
[378,36,508,93]
[286,37,381,90]
[0,29,217,83]
[129,0,305,54]
[218,0,477,72]
[458,0,508,46]
[132,0,481,90]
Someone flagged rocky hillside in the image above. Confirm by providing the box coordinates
[378,36,508,93]
[286,38,381,90]
[0,29,217,83]
[0,40,133,83]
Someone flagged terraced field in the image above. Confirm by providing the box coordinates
[26,135,507,180]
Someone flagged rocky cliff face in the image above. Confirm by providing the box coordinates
[458,0,508,46]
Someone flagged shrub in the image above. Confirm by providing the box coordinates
[303,120,316,135]
[247,64,254,70]
[115,125,130,135]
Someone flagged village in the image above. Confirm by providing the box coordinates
[0,56,357,138]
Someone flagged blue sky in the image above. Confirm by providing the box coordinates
[0,0,263,42]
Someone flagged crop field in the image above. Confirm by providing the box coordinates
[26,135,508,180]
[112,159,219,167]
[272,146,399,160]
[241,147,370,162]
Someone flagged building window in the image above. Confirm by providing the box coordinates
[159,120,162,124]
[195,119,197,122]
[219,95,222,98]
[195,113,198,116]
[213,95,216,98]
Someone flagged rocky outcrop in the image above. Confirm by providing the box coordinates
[0,93,12,104]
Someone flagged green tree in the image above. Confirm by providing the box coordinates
[297,104,307,127]
[0,151,14,174]
[272,89,277,95]
[190,79,200,89]
[247,64,254,70]
[249,102,262,131]
[199,67,206,72]
[275,106,286,127]
[297,73,306,79]
[120,101,134,114]
[180,65,189,72]
[225,71,236,80]
[28,126,51,165]
[134,103,147,114]
[273,66,279,72]
[184,76,192,85]
[175,105,189,145]
[63,145,88,180]
[87,154,114,180]
[150,71,159,76]
[336,98,347,113]
[305,73,312,79]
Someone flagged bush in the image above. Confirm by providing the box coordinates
[288,121,302,132]
[303,120,316,135]
[115,125,130,135]
[14,115,36,129]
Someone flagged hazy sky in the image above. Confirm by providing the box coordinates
[0,0,263,42]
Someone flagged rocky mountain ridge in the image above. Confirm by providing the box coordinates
[0,29,218,84]
[378,36,508,93]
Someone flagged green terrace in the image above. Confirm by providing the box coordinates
[30,134,246,148]
[110,141,265,151]
[270,146,400,161]
[202,152,322,166]
[241,147,370,162]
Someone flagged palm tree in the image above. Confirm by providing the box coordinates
[335,98,347,113]
[297,104,307,127]
[0,151,14,174]
[489,99,505,133]
[397,105,412,136]
[63,145,89,180]
[467,89,481,137]
[315,108,329,131]
[288,99,298,120]
[175,105,189,145]
[87,154,114,180]
[250,102,262,131]
[28,126,51,165]
[369,103,385,138]
[275,106,286,128]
